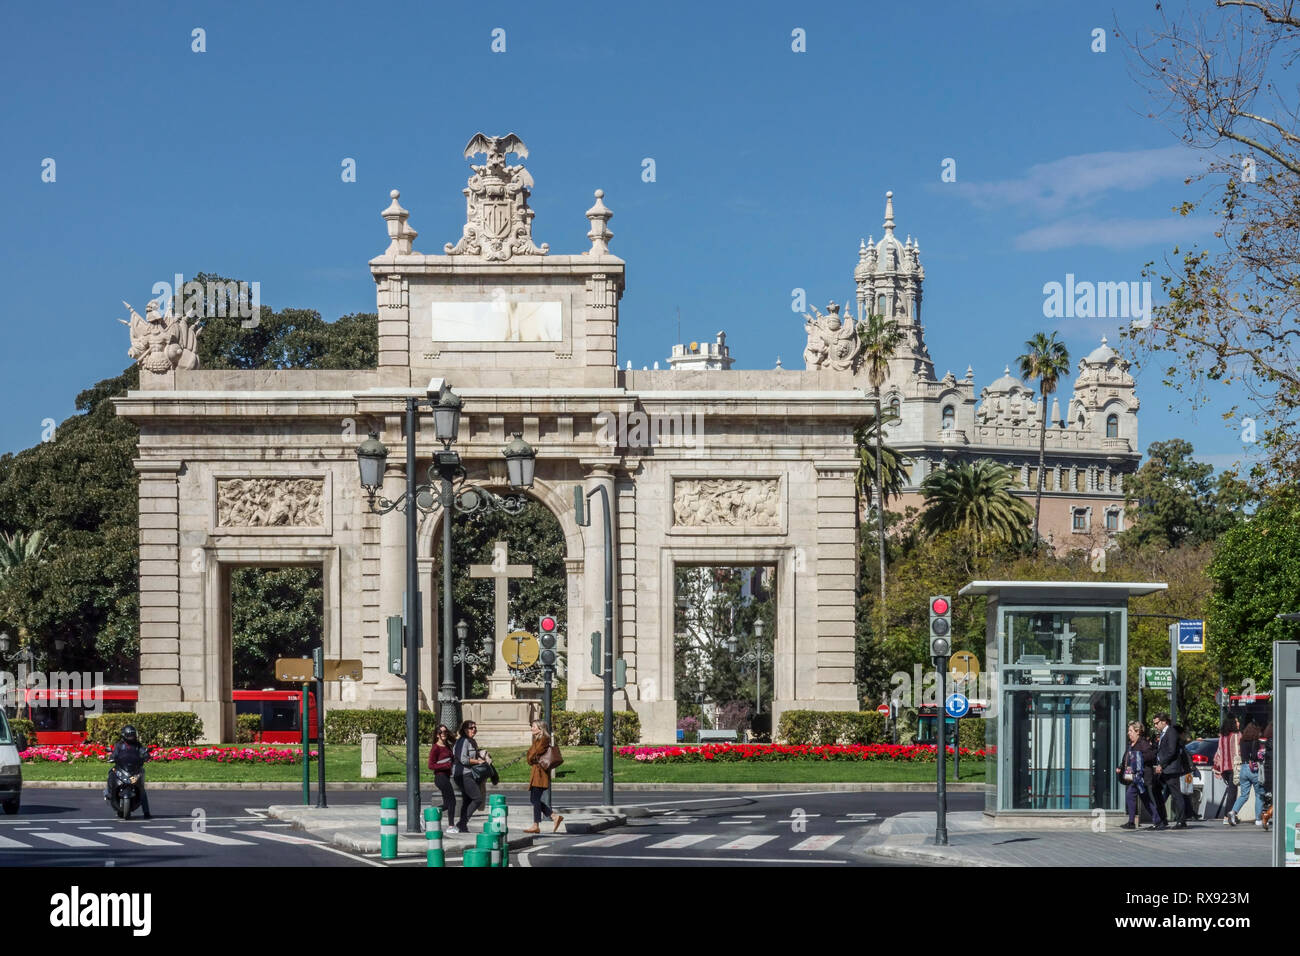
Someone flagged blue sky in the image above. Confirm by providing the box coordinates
[0,1,1256,473]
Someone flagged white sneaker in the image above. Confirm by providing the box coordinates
[445,826,459,834]
[1254,819,1263,827]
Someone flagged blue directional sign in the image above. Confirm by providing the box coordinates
[1177,619,1205,654]
[944,693,970,718]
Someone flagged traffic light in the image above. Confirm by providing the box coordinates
[929,595,952,660]
[538,614,559,669]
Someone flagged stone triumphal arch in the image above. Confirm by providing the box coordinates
[117,135,868,743]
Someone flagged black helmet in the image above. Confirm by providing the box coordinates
[120,725,138,744]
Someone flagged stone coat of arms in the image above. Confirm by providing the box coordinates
[119,299,202,373]
[445,133,549,261]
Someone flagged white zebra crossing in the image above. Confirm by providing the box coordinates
[791,835,843,851]
[32,832,107,848]
[646,833,712,850]
[574,833,644,849]
[101,831,184,847]
[231,829,321,845]
[167,830,257,847]
[0,832,33,849]
[716,834,778,851]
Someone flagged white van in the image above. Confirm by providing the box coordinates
[0,711,23,814]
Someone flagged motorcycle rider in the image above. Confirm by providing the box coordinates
[104,725,152,818]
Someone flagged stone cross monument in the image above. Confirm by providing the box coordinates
[468,541,533,700]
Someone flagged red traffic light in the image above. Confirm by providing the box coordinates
[931,597,949,615]
[539,615,557,633]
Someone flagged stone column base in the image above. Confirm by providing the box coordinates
[462,699,538,748]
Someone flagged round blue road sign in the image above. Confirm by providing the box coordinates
[944,693,970,718]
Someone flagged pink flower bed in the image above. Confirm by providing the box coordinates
[616,743,993,763]
[20,744,316,764]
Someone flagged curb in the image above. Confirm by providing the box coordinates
[23,781,986,793]
[863,844,1008,867]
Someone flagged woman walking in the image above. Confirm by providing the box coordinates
[453,720,490,833]
[427,724,458,834]
[522,720,564,834]
[1118,721,1160,829]
[1213,715,1240,824]
[1227,722,1264,826]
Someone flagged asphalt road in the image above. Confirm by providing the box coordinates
[1,787,981,867]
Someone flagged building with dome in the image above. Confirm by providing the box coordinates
[850,192,1140,550]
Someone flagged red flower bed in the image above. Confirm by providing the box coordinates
[20,744,316,764]
[617,743,992,763]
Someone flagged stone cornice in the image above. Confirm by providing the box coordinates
[133,459,184,474]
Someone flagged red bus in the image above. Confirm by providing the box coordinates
[21,687,319,745]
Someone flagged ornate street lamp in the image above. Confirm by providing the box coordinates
[354,379,537,833]
[729,618,773,715]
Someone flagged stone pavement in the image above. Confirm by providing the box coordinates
[267,802,640,857]
[863,811,1273,866]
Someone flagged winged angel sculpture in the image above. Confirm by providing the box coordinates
[119,299,202,373]
[802,301,862,371]
[444,132,549,261]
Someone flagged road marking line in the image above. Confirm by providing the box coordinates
[101,831,184,847]
[791,835,843,851]
[169,830,256,846]
[231,830,321,845]
[844,813,877,817]
[15,827,49,831]
[0,834,32,849]
[32,832,108,848]
[574,833,645,848]
[646,833,712,850]
[717,834,778,851]
[533,851,846,865]
[731,814,765,818]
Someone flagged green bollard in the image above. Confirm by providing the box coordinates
[425,806,444,868]
[488,816,509,868]
[476,832,501,868]
[380,797,398,860]
[462,848,490,867]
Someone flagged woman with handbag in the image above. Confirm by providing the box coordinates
[522,720,564,834]
[453,720,490,832]
[1213,715,1241,824]
[1227,722,1263,826]
[427,724,458,834]
[1118,721,1160,829]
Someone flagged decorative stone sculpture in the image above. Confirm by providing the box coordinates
[217,478,324,528]
[673,479,780,528]
[802,302,862,371]
[120,299,201,373]
[444,133,549,261]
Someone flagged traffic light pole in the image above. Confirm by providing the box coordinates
[935,658,949,846]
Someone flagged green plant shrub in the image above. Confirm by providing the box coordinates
[550,710,640,745]
[85,712,203,746]
[776,710,887,745]
[235,714,262,743]
[8,717,36,747]
[324,709,439,745]
[957,717,986,751]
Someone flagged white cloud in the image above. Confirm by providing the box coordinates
[951,146,1206,216]
[1014,214,1219,251]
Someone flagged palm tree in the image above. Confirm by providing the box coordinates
[918,460,1034,554]
[857,312,906,612]
[853,418,909,506]
[0,530,48,579]
[1017,332,1072,548]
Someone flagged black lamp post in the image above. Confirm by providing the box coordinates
[451,619,494,701]
[728,619,773,717]
[356,379,536,833]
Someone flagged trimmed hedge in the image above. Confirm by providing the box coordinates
[551,710,640,746]
[85,712,203,747]
[235,714,262,743]
[777,710,887,745]
[7,717,35,746]
[957,717,987,752]
[324,709,439,745]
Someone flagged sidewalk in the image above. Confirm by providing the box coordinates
[267,801,641,857]
[862,811,1274,866]
[27,780,987,792]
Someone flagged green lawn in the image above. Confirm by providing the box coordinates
[20,745,985,784]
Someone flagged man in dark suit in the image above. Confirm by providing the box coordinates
[1152,713,1186,829]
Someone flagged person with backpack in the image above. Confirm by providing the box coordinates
[1213,715,1241,824]
[1227,722,1264,826]
[522,719,564,834]
[452,720,490,832]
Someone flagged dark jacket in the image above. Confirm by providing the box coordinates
[526,735,551,789]
[452,736,480,779]
[1155,726,1181,776]
[110,741,151,774]
[1121,738,1155,794]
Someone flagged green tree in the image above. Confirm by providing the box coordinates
[1120,439,1250,549]
[918,460,1034,554]
[857,313,906,618]
[230,567,323,687]
[1017,331,1071,547]
[0,530,49,579]
[853,417,909,507]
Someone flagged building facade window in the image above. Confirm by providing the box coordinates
[1105,510,1120,532]
[1106,414,1119,439]
[1072,508,1089,532]
[889,397,900,422]
[942,405,955,430]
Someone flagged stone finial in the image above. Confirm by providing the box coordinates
[965,365,974,379]
[585,189,614,255]
[775,356,783,369]
[382,190,418,255]
[883,191,896,237]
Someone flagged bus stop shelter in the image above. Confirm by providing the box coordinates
[958,581,1167,820]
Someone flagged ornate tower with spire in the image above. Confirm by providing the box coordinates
[855,192,934,379]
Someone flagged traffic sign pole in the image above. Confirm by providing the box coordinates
[936,663,948,846]
[1169,623,1178,731]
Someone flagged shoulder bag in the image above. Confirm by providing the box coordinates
[538,744,564,771]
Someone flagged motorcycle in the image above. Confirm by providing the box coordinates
[107,766,143,820]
